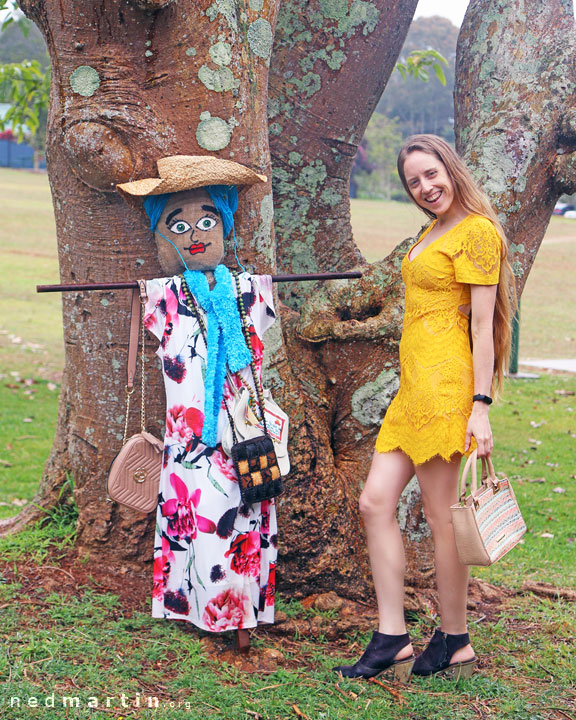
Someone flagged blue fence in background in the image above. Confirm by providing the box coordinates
[0,139,46,169]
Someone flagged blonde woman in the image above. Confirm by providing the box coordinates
[335,135,515,681]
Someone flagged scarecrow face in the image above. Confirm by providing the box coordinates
[155,189,224,274]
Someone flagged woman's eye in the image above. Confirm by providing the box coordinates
[169,220,191,234]
[196,216,218,231]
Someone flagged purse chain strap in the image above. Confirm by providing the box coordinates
[179,272,269,445]
[123,280,148,445]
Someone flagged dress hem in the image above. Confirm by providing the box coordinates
[151,611,274,633]
[375,443,472,466]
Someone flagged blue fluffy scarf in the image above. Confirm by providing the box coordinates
[183,265,251,447]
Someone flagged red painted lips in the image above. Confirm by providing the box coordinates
[186,243,208,255]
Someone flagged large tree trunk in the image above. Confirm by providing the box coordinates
[455,0,576,293]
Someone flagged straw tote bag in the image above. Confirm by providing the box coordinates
[450,450,527,566]
[107,281,164,513]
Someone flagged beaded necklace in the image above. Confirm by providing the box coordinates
[180,273,269,437]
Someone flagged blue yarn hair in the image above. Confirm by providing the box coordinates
[205,185,238,239]
[143,193,172,232]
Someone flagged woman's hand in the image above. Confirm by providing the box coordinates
[465,402,493,457]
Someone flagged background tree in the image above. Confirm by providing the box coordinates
[353,114,403,200]
[0,59,49,168]
[378,16,459,141]
[0,19,47,66]
[1,0,573,610]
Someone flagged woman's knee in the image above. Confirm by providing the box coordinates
[359,479,400,521]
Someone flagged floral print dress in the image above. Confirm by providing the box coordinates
[144,273,277,632]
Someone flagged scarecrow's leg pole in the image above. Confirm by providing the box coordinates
[236,629,250,654]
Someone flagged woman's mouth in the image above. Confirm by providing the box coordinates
[424,190,442,204]
[185,242,211,255]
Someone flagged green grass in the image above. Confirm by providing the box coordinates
[0,540,574,719]
[0,168,63,380]
[0,169,575,719]
[476,374,576,588]
[0,375,59,518]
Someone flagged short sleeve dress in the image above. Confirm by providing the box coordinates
[375,214,501,465]
[144,272,278,632]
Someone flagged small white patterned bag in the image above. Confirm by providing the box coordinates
[451,450,527,566]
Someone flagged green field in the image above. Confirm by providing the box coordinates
[1,169,575,719]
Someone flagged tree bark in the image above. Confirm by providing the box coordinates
[455,0,576,294]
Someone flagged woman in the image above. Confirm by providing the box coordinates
[335,135,515,681]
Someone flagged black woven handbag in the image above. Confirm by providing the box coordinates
[230,434,283,505]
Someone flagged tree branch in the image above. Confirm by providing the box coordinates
[129,0,174,8]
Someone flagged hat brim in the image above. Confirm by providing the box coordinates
[117,156,267,196]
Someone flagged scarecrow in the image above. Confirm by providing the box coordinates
[117,156,279,641]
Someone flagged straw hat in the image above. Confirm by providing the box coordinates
[117,155,267,196]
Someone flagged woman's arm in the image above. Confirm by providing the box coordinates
[465,283,498,457]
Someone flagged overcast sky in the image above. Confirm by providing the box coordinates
[415,0,468,26]
[415,0,575,26]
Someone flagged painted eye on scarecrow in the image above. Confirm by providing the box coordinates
[169,220,191,234]
[195,216,218,232]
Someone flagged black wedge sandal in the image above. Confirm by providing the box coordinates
[333,631,415,683]
[412,628,476,680]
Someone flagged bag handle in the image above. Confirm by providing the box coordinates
[123,280,148,444]
[459,450,500,503]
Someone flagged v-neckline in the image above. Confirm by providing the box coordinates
[407,215,471,263]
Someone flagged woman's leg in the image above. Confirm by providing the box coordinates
[415,455,474,664]
[359,450,415,658]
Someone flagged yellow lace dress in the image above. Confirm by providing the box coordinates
[375,214,501,465]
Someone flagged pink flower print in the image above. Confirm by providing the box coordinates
[225,531,261,577]
[185,407,204,437]
[152,536,174,601]
[166,405,204,444]
[247,325,264,364]
[211,450,237,483]
[162,473,216,541]
[261,499,270,535]
[202,589,250,631]
[166,405,193,444]
[165,286,180,325]
[265,563,276,606]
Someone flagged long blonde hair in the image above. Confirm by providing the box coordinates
[397,134,517,395]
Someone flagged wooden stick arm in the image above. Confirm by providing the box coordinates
[36,271,362,293]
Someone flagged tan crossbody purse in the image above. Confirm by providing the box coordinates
[107,281,164,513]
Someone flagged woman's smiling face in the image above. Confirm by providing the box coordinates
[402,150,458,219]
[155,189,225,274]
